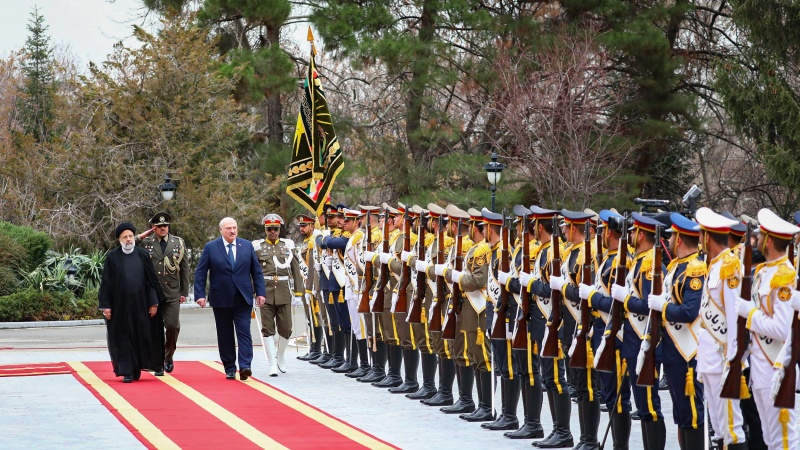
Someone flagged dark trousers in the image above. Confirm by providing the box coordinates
[162,299,180,363]
[664,360,704,429]
[335,296,351,334]
[212,292,253,373]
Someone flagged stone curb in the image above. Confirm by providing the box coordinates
[0,302,202,329]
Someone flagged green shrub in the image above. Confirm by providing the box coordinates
[0,267,19,296]
[0,222,51,272]
[0,288,101,322]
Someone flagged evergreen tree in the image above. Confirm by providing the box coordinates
[19,7,55,143]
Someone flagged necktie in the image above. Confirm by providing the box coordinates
[227,243,235,267]
[160,239,167,254]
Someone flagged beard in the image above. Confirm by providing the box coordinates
[121,241,135,254]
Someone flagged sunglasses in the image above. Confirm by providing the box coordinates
[265,226,280,232]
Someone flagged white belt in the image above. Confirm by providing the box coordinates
[265,275,290,281]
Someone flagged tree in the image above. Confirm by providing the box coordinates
[18,7,56,142]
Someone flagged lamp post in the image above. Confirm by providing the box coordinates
[64,258,78,279]
[483,152,505,212]
[159,174,177,201]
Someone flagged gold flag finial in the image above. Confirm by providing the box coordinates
[307,27,317,56]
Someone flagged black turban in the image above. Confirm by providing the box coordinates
[115,222,136,238]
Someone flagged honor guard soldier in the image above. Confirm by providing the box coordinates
[309,206,335,366]
[321,205,356,373]
[694,207,748,450]
[317,205,346,369]
[295,214,323,362]
[338,207,370,374]
[253,214,305,376]
[735,209,799,450]
[581,209,633,448]
[609,212,666,450]
[646,213,705,448]
[138,212,189,375]
[357,207,388,383]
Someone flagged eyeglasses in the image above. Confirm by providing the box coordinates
[265,226,280,232]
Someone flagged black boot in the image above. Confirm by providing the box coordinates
[319,330,344,368]
[483,376,520,430]
[726,443,749,450]
[407,353,438,399]
[658,373,669,391]
[442,364,475,413]
[347,339,371,378]
[505,376,545,439]
[642,420,665,450]
[424,358,455,407]
[299,326,323,360]
[577,400,600,450]
[389,348,420,393]
[609,411,631,450]
[461,369,494,422]
[679,428,704,450]
[533,390,559,447]
[373,344,403,387]
[535,391,573,448]
[358,340,386,383]
[332,333,357,373]
[309,329,333,365]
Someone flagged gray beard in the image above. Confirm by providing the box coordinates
[121,242,135,254]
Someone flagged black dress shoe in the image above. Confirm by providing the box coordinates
[240,368,252,381]
[123,375,133,383]
[133,369,141,381]
[631,410,641,420]
[164,362,174,373]
[226,371,236,380]
[346,366,370,379]
[154,368,165,377]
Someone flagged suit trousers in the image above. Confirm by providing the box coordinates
[162,299,180,363]
[212,292,253,373]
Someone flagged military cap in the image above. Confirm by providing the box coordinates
[295,214,315,225]
[382,202,400,216]
[409,205,424,218]
[467,208,483,222]
[427,203,448,219]
[629,212,665,233]
[668,213,700,237]
[149,212,171,226]
[397,202,409,215]
[529,206,559,219]
[794,211,800,226]
[740,214,758,228]
[695,207,738,234]
[561,209,594,225]
[598,209,624,232]
[342,208,361,219]
[262,213,284,226]
[513,204,531,223]
[721,211,746,237]
[358,204,380,214]
[481,207,503,226]
[758,208,800,240]
[584,208,599,226]
[446,204,470,221]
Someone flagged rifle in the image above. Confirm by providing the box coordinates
[721,223,753,399]
[395,209,411,313]
[358,210,373,313]
[371,209,390,313]
[637,224,663,386]
[491,215,511,340]
[775,240,800,408]
[428,216,445,332]
[542,216,563,358]
[570,221,594,369]
[407,211,426,324]
[443,219,464,340]
[595,216,627,373]
[512,215,531,349]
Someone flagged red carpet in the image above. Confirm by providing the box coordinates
[69,361,396,450]
[0,362,73,377]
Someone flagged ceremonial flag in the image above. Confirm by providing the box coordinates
[286,29,344,216]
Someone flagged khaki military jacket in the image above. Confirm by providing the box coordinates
[252,238,304,306]
[140,234,189,301]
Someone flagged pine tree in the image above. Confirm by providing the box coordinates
[19,7,55,142]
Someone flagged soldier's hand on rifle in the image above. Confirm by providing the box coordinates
[379,252,391,265]
[314,261,322,270]
[400,250,411,262]
[519,272,534,289]
[292,295,303,306]
[549,274,566,291]
[648,292,667,311]
[497,270,511,285]
[578,283,593,300]
[363,250,375,263]
[305,293,313,304]
[611,284,628,303]
[434,263,447,276]
[735,297,754,318]
[791,289,800,312]
[450,269,463,281]
[323,255,334,269]
[415,260,428,273]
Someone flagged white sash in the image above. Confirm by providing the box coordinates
[332,251,347,287]
[626,267,648,339]
[753,277,784,365]
[663,266,700,361]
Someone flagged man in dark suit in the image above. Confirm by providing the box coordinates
[195,217,267,380]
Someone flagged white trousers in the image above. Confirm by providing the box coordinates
[700,371,745,445]
[345,289,365,340]
[752,386,797,450]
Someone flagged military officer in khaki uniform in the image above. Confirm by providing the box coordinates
[253,213,305,376]
[138,212,189,375]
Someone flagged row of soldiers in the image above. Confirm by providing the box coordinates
[289,202,799,450]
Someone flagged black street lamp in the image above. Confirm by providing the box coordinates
[483,152,505,212]
[64,258,78,278]
[159,174,177,201]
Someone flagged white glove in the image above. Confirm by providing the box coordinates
[314,262,322,271]
[400,250,411,262]
[415,260,428,273]
[791,290,800,312]
[497,271,511,285]
[519,272,534,288]
[292,295,303,306]
[578,283,593,300]
[379,252,391,265]
[736,297,754,318]
[648,292,667,312]
[434,263,447,276]
[363,250,375,262]
[611,284,628,303]
[451,269,463,281]
[323,255,334,268]
[305,293,313,303]
[550,274,566,292]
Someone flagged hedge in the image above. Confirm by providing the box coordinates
[0,221,52,272]
[0,288,101,322]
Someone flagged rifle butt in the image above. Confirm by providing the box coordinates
[541,327,559,358]
[594,336,616,373]
[371,290,385,313]
[774,369,797,409]
[442,309,456,340]
[357,293,371,313]
[568,335,588,369]
[490,307,508,340]
[720,364,743,400]
[636,357,657,387]
[428,304,443,332]
[511,319,528,350]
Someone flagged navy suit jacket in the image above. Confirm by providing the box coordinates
[194,237,267,307]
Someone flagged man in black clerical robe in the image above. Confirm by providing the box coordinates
[99,222,166,382]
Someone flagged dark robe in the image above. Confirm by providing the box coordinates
[98,246,166,377]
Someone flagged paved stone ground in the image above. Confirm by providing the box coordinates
[0,307,710,449]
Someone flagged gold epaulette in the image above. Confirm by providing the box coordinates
[341,230,353,238]
[684,257,707,278]
[770,263,796,289]
[424,233,436,248]
[370,227,382,245]
[332,229,342,237]
[443,234,455,250]
[471,241,491,266]
[389,229,401,245]
[719,251,741,280]
[462,236,475,254]
[639,251,654,276]
[350,229,363,242]
[410,231,418,248]
[529,241,540,257]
